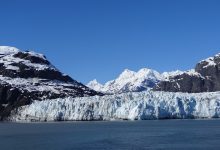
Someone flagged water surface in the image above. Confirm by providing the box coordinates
[0,120,220,150]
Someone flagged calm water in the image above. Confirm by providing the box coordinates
[0,120,220,150]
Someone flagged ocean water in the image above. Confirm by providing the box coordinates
[0,120,220,150]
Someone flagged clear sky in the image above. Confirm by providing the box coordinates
[1,0,220,84]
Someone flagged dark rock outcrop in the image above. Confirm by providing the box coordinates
[14,51,50,65]
[0,46,102,120]
[154,54,220,93]
[195,55,220,91]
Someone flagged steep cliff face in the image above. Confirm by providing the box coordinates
[0,46,101,120]
[195,54,220,91]
[154,53,220,93]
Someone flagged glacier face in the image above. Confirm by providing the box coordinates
[11,91,220,122]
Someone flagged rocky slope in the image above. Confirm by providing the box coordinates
[87,68,163,94]
[154,53,220,93]
[0,46,101,120]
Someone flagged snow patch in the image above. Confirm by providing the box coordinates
[26,51,47,60]
[87,79,104,92]
[0,46,20,55]
[200,56,217,68]
[162,70,184,79]
[0,47,56,71]
[5,65,20,71]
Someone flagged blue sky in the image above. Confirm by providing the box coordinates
[1,0,220,84]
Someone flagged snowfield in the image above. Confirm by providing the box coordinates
[10,91,220,122]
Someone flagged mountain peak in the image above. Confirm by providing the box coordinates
[137,68,152,76]
[215,53,220,57]
[155,52,220,93]
[90,79,99,83]
[87,79,103,92]
[121,69,135,74]
[118,69,136,79]
[88,68,163,94]
[137,68,162,80]
[198,53,220,69]
[0,46,20,55]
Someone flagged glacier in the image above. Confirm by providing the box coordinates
[10,91,220,122]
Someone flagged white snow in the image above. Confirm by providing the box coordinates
[87,68,163,94]
[215,53,220,57]
[11,91,220,122]
[87,79,104,92]
[87,53,220,94]
[5,65,20,71]
[87,68,206,93]
[201,57,216,68]
[0,46,19,55]
[0,75,78,94]
[27,51,47,60]
[199,53,220,68]
[162,69,204,80]
[0,46,57,71]
[162,70,184,79]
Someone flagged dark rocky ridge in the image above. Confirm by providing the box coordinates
[0,46,102,120]
[154,53,220,93]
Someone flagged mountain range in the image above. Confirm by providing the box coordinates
[1,46,220,121]
[87,68,163,94]
[87,53,220,94]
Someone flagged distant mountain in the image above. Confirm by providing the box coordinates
[87,68,163,94]
[88,53,220,94]
[0,46,101,120]
[154,53,220,93]
[87,79,104,92]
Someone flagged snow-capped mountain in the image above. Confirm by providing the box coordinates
[87,79,104,92]
[154,53,220,93]
[88,53,220,94]
[87,68,163,94]
[0,46,101,120]
[11,91,220,121]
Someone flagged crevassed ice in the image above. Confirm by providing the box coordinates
[11,91,220,122]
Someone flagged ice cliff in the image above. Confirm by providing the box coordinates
[11,91,220,121]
